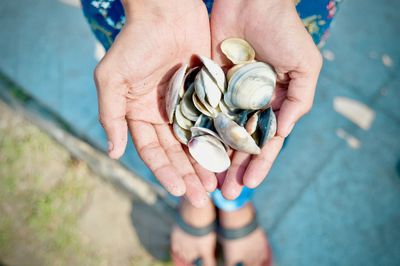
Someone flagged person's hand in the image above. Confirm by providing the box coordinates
[210,0,323,199]
[94,0,216,207]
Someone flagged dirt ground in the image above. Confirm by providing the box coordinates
[0,101,171,266]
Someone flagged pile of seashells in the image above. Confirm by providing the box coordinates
[166,38,277,173]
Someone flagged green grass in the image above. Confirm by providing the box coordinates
[0,101,171,266]
[0,104,98,265]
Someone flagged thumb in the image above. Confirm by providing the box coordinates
[276,64,321,138]
[94,64,128,159]
[211,36,231,67]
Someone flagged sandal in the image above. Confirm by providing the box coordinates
[217,213,272,266]
[171,213,217,266]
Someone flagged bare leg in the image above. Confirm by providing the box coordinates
[219,203,271,266]
[171,197,217,266]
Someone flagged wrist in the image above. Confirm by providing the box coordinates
[213,0,294,11]
[122,0,204,23]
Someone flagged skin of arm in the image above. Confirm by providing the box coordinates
[210,0,323,199]
[94,0,216,208]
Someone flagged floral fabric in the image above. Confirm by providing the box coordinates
[81,0,340,50]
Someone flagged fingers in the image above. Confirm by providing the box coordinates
[202,253,217,266]
[128,120,186,197]
[243,136,285,188]
[94,64,128,159]
[187,152,218,193]
[210,16,238,67]
[155,124,209,207]
[221,151,251,200]
[277,55,322,138]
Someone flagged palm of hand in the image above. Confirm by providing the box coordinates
[95,6,217,207]
[210,0,322,199]
[104,18,210,124]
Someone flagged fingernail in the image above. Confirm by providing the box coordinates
[107,141,114,152]
[285,123,295,137]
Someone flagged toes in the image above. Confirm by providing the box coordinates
[202,251,217,266]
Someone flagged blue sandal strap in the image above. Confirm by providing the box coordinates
[175,214,217,237]
[217,215,258,240]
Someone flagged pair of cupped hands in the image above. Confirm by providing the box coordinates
[94,0,322,208]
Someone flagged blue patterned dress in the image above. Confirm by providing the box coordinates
[80,0,340,211]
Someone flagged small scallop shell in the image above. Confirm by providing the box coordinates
[198,55,226,93]
[166,64,188,123]
[221,38,256,65]
[225,62,276,110]
[214,112,260,154]
[188,135,231,173]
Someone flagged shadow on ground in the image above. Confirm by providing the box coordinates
[130,201,174,261]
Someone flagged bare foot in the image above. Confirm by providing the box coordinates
[219,203,271,266]
[171,198,217,266]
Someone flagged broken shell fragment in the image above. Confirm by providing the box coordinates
[166,64,188,123]
[221,38,256,65]
[188,135,230,173]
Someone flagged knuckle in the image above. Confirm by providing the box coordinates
[166,144,182,154]
[303,101,313,114]
[93,62,113,90]
[98,114,107,128]
[93,63,105,81]
[313,49,323,69]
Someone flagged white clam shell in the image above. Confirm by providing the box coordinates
[180,84,200,121]
[191,115,227,147]
[188,135,230,173]
[221,38,256,65]
[198,55,226,93]
[214,113,260,154]
[166,64,188,123]
[218,100,240,120]
[194,67,222,108]
[173,120,191,145]
[192,92,217,117]
[245,111,259,135]
[225,62,276,110]
[256,108,277,147]
[175,104,193,130]
[226,63,245,81]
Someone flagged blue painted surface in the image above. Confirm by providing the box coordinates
[0,0,399,265]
